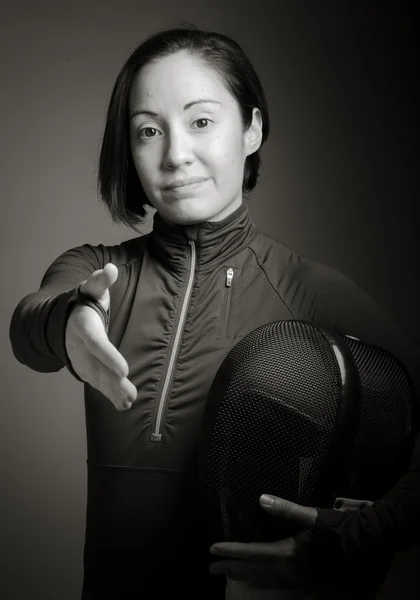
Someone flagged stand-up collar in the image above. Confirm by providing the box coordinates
[149,202,256,271]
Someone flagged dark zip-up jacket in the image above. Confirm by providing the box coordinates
[9,203,420,598]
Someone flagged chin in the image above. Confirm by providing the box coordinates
[167,212,211,226]
[162,204,224,226]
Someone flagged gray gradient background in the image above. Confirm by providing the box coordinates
[1,1,419,598]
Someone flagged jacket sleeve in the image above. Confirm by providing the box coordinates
[300,261,420,563]
[9,243,109,380]
[302,260,420,402]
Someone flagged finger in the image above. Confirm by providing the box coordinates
[79,263,118,300]
[210,538,297,561]
[211,542,272,560]
[83,330,129,379]
[210,559,279,576]
[210,559,300,583]
[225,573,294,590]
[260,495,317,527]
[76,308,129,378]
[81,351,138,409]
[333,497,373,511]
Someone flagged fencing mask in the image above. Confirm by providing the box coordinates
[198,320,417,546]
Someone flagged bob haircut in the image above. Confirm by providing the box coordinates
[98,22,270,230]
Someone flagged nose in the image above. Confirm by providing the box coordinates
[162,127,193,169]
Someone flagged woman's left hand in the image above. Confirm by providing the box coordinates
[209,494,318,588]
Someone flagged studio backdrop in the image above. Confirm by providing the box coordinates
[1,1,418,599]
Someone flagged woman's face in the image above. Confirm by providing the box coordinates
[129,51,262,225]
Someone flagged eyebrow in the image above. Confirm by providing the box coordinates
[130,99,222,119]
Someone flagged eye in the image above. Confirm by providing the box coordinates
[137,127,161,139]
[193,118,211,129]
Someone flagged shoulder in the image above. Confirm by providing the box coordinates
[290,254,402,344]
[50,233,149,271]
[251,230,355,312]
[38,234,149,290]
[253,232,419,391]
[289,255,420,396]
[254,229,398,339]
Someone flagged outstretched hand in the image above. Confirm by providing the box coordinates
[65,263,137,411]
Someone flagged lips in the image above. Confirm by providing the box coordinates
[164,177,208,190]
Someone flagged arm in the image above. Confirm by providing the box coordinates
[210,263,420,590]
[304,261,420,552]
[305,261,420,400]
[9,244,108,378]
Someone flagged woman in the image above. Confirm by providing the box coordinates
[9,24,420,599]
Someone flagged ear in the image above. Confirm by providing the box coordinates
[244,107,263,157]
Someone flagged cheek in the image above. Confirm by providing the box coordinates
[207,135,243,173]
[131,148,155,185]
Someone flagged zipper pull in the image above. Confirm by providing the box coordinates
[226,267,234,287]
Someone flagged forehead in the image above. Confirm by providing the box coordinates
[129,51,233,109]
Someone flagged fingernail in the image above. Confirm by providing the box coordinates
[260,494,275,506]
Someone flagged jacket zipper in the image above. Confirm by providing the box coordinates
[151,240,197,442]
[222,267,234,338]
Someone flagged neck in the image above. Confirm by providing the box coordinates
[159,198,243,228]
[150,201,256,270]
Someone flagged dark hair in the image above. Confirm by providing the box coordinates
[97,22,270,230]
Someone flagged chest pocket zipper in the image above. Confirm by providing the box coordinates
[222,267,234,338]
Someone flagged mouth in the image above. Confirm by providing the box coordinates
[164,177,209,191]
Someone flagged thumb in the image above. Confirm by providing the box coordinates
[259,495,317,528]
[79,263,119,301]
